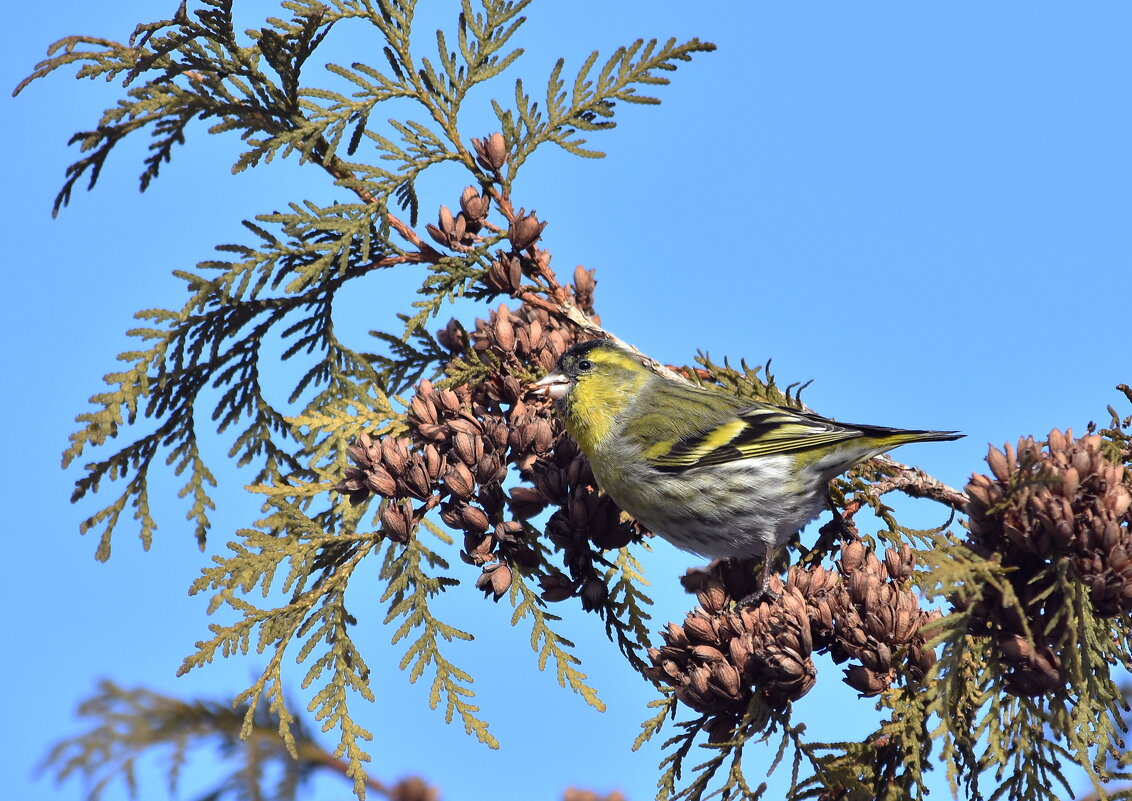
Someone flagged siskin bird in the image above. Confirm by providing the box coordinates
[532,338,962,597]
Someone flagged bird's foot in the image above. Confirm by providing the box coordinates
[799,496,858,567]
[735,556,782,607]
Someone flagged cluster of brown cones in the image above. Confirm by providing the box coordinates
[964,429,1132,695]
[337,261,637,605]
[643,542,940,734]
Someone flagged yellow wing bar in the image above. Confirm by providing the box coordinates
[649,406,862,470]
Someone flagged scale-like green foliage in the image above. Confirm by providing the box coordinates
[508,564,606,711]
[584,545,654,675]
[37,679,402,800]
[23,0,715,795]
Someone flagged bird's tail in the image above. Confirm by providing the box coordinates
[859,425,964,450]
[802,423,962,482]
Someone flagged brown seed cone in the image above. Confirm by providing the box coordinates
[486,256,523,294]
[379,500,415,544]
[907,642,938,682]
[438,502,463,530]
[336,290,600,617]
[572,265,597,315]
[459,185,490,224]
[336,467,371,506]
[1001,641,1063,697]
[457,504,490,533]
[705,714,739,745]
[470,451,504,487]
[884,544,916,583]
[436,318,468,353]
[541,480,637,557]
[381,436,411,476]
[538,572,576,603]
[460,532,495,566]
[839,539,868,573]
[364,466,398,497]
[425,205,469,249]
[684,612,720,646]
[580,575,609,611]
[843,664,893,697]
[450,431,483,467]
[747,588,818,707]
[347,431,381,468]
[697,576,730,616]
[471,132,507,172]
[508,485,548,520]
[508,209,547,252]
[524,439,583,506]
[399,455,435,500]
[829,541,941,697]
[651,573,822,714]
[1078,540,1132,615]
[476,562,512,600]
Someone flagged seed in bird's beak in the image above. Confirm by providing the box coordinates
[531,372,571,400]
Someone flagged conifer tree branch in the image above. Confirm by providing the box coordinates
[31,5,1132,801]
[36,679,438,801]
[868,454,968,511]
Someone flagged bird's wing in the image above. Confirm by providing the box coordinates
[648,405,863,470]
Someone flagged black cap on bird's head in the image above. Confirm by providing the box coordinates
[530,338,633,401]
[554,339,617,373]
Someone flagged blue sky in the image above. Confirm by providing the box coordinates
[4,2,1129,800]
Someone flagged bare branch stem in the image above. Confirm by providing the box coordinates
[869,454,968,512]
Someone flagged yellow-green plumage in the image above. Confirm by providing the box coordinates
[533,339,961,570]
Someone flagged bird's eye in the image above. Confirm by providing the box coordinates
[577,359,594,371]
